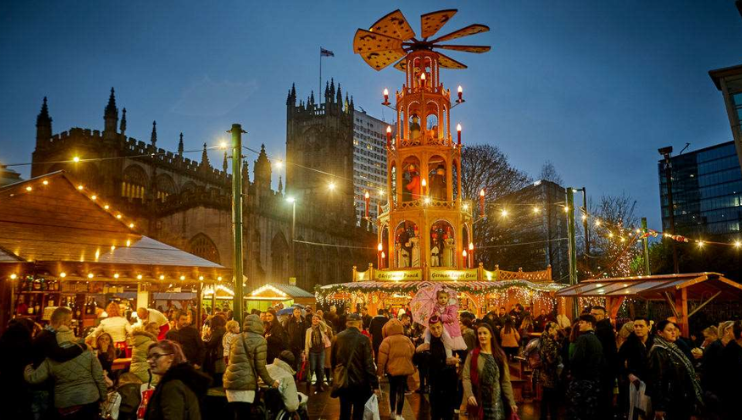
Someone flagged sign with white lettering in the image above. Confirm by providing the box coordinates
[429,268,478,281]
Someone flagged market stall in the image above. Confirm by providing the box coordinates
[318,263,566,318]
[203,282,316,313]
[0,172,232,334]
[555,272,742,336]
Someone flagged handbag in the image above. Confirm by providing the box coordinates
[330,341,358,398]
[297,358,308,382]
[406,369,419,393]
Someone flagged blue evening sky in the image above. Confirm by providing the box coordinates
[1,1,741,230]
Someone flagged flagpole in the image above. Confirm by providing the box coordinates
[319,47,322,105]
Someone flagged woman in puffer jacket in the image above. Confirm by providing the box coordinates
[25,325,107,420]
[377,318,416,420]
[223,314,279,418]
[130,322,160,384]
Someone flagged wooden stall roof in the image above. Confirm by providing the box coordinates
[250,283,315,299]
[0,172,226,274]
[555,272,742,300]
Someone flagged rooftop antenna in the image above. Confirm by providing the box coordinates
[679,143,690,155]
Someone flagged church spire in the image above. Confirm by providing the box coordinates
[178,133,184,157]
[199,143,211,172]
[150,121,157,147]
[278,176,283,194]
[120,108,127,135]
[336,84,342,105]
[330,78,336,100]
[222,150,228,172]
[36,97,52,145]
[104,87,119,138]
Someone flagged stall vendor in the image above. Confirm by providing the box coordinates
[136,307,170,340]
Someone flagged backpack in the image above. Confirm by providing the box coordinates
[523,337,542,369]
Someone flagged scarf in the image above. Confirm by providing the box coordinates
[650,335,703,406]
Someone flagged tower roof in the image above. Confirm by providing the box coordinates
[120,108,127,133]
[105,87,118,117]
[199,143,210,170]
[150,121,157,146]
[178,133,184,156]
[36,97,52,126]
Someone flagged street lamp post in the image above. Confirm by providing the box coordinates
[287,196,296,283]
[230,124,246,325]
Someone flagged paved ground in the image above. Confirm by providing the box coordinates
[304,381,554,420]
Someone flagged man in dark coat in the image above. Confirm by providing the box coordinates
[590,305,618,419]
[331,313,379,420]
[360,306,373,331]
[0,318,37,420]
[166,310,205,367]
[369,308,389,359]
[617,316,654,418]
[720,320,742,420]
[568,314,605,420]
[418,316,459,420]
[284,307,307,370]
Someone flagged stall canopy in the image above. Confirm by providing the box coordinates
[0,171,228,279]
[556,272,742,335]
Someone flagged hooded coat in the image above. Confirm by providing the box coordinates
[130,330,158,383]
[24,327,107,409]
[266,359,301,413]
[377,319,415,377]
[144,362,211,420]
[223,315,275,392]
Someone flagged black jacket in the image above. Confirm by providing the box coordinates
[720,340,742,417]
[284,317,307,350]
[595,319,618,382]
[369,316,389,353]
[31,328,84,367]
[144,362,211,420]
[264,321,288,364]
[646,342,702,415]
[428,335,458,390]
[618,332,653,380]
[331,327,379,392]
[701,339,725,396]
[570,330,605,381]
[166,326,205,366]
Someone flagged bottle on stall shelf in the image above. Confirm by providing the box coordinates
[32,278,41,291]
[40,278,46,291]
[74,301,81,318]
[34,299,40,315]
[27,297,35,315]
[25,276,33,291]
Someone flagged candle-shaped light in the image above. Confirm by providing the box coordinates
[457,123,462,145]
[479,188,486,217]
[462,249,468,268]
[421,178,427,196]
[457,85,463,101]
[383,88,389,105]
[420,72,426,87]
[377,242,383,268]
[386,126,392,149]
[468,242,474,268]
[364,191,370,219]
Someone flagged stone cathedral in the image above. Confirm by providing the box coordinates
[30,88,374,292]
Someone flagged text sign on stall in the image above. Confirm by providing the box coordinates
[375,269,423,281]
[430,268,478,281]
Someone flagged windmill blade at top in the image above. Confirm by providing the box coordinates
[436,45,491,54]
[431,24,490,44]
[393,57,407,72]
[362,49,407,71]
[354,29,405,53]
[437,53,468,70]
[369,9,416,41]
[420,9,457,39]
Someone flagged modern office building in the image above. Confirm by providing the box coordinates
[352,109,389,228]
[488,180,569,282]
[658,141,742,240]
[709,64,742,173]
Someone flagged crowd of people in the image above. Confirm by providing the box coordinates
[0,297,741,420]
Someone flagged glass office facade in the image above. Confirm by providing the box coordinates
[659,141,742,240]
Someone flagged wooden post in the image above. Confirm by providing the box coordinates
[680,288,689,337]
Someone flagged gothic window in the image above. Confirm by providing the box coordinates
[156,174,177,203]
[122,165,148,201]
[271,232,289,282]
[188,233,220,264]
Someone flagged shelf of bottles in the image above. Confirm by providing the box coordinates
[13,275,123,335]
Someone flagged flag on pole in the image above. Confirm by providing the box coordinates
[320,47,335,57]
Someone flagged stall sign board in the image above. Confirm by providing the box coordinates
[430,269,478,281]
[375,269,423,281]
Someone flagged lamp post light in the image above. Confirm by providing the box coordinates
[659,146,680,274]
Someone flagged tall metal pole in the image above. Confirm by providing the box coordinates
[291,200,296,283]
[230,124,245,325]
[581,187,589,257]
[567,188,579,319]
[642,217,651,275]
[659,147,680,274]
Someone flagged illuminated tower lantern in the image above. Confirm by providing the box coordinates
[353,9,491,279]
